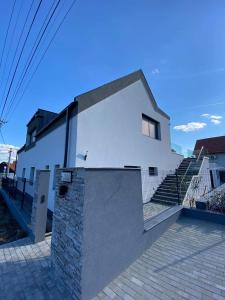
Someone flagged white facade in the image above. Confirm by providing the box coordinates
[16,71,183,211]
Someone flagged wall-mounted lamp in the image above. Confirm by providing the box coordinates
[84,151,88,161]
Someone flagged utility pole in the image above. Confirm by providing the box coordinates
[7,148,12,177]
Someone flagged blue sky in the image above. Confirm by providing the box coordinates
[0,0,225,158]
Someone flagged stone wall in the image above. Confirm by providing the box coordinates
[51,168,144,300]
[51,169,85,300]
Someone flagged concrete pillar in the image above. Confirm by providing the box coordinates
[51,168,143,300]
[31,170,50,243]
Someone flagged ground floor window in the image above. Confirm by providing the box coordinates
[124,166,141,169]
[149,167,158,176]
[22,168,26,179]
[29,167,35,185]
[219,171,225,184]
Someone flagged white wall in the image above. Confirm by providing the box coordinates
[212,153,225,168]
[16,119,77,211]
[16,79,183,209]
[75,80,183,202]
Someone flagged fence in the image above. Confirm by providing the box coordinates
[1,176,34,223]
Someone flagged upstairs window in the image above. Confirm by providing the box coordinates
[142,114,160,139]
[27,129,36,145]
[30,130,36,143]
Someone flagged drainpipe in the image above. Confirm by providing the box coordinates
[63,106,71,168]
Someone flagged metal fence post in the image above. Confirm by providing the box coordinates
[21,178,26,209]
[14,180,18,199]
[175,169,181,205]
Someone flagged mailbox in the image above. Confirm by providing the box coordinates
[59,185,68,196]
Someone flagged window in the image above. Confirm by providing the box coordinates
[22,168,26,178]
[29,167,35,184]
[30,130,36,143]
[149,167,158,176]
[124,165,141,169]
[27,129,36,145]
[53,164,60,190]
[142,114,160,139]
[45,165,49,170]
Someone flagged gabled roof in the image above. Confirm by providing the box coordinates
[26,109,58,126]
[36,70,169,138]
[194,136,225,154]
[76,69,170,119]
[18,70,169,152]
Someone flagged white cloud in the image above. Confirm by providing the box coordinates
[201,113,223,125]
[0,144,20,163]
[152,68,160,75]
[174,122,207,132]
[211,119,221,125]
[210,115,222,120]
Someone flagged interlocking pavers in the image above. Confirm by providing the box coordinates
[0,217,225,299]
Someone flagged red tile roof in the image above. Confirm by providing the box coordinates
[194,136,225,154]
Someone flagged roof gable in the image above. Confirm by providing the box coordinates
[76,70,170,119]
[194,136,225,154]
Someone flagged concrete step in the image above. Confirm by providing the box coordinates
[151,198,178,206]
[152,194,180,203]
[155,190,186,198]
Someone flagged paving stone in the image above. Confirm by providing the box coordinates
[0,217,225,299]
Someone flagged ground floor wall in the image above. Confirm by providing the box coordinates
[16,149,183,211]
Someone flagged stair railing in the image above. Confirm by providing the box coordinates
[197,146,204,162]
[178,160,193,203]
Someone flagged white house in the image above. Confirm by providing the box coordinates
[16,70,183,212]
[194,136,225,188]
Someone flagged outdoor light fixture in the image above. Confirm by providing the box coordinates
[84,151,88,161]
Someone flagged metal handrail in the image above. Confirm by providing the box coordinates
[197,146,204,162]
[179,160,192,196]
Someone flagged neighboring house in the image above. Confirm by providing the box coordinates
[0,162,14,174]
[194,136,225,188]
[16,70,183,212]
[9,161,16,173]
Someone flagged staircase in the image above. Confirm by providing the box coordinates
[151,158,202,206]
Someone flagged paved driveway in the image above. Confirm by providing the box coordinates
[1,217,225,299]
[95,217,225,300]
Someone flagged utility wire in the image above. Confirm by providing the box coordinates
[4,0,58,118]
[0,0,44,120]
[6,0,77,122]
[0,0,35,113]
[0,0,17,75]
[4,0,62,119]
[0,129,6,145]
[0,0,24,93]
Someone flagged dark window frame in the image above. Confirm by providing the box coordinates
[29,167,35,185]
[142,114,160,140]
[149,167,158,176]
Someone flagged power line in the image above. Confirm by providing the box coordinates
[0,0,35,113]
[0,0,17,75]
[0,0,24,92]
[6,0,77,121]
[0,0,44,120]
[4,0,58,118]
[0,129,6,145]
[5,0,62,114]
